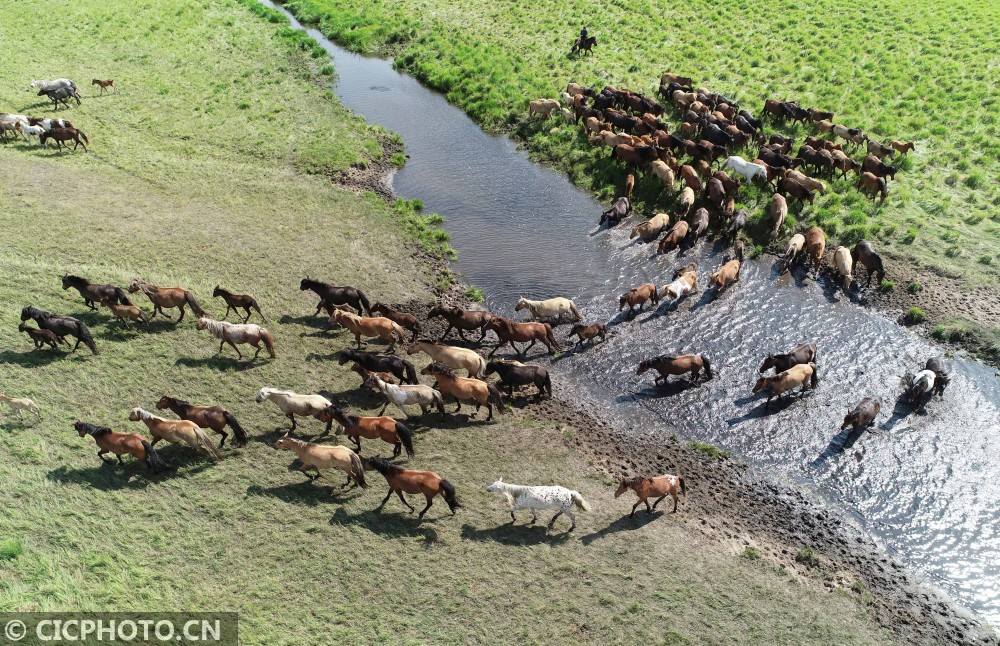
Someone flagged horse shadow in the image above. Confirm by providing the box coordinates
[0,349,73,367]
[579,511,663,545]
[726,393,803,424]
[99,321,175,339]
[686,289,717,312]
[460,521,574,546]
[246,480,364,507]
[810,425,870,467]
[174,356,266,371]
[46,463,163,491]
[629,379,700,401]
[329,507,445,543]
[278,314,329,330]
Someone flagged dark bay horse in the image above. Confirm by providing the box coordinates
[570,35,597,56]
[338,348,417,384]
[156,395,249,448]
[20,306,97,354]
[427,305,493,342]
[485,360,552,399]
[212,286,265,322]
[370,302,420,341]
[637,354,713,384]
[299,278,370,316]
[61,275,131,310]
[75,421,171,473]
[366,456,463,519]
[759,342,817,374]
[40,127,88,151]
[851,241,885,287]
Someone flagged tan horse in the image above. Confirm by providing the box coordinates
[331,310,406,349]
[106,303,150,328]
[630,213,670,243]
[649,160,674,192]
[770,193,787,238]
[891,140,915,155]
[781,233,805,272]
[805,227,826,275]
[637,354,713,384]
[0,392,40,423]
[528,98,560,118]
[128,407,223,460]
[833,246,853,290]
[255,387,333,433]
[407,339,485,377]
[782,169,825,195]
[709,257,741,293]
[752,363,817,410]
[614,474,687,515]
[676,187,695,218]
[274,433,367,490]
[657,220,689,253]
[196,318,275,360]
[421,363,506,420]
[128,279,205,322]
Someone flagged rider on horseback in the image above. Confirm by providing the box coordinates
[578,26,588,48]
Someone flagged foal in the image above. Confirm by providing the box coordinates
[91,79,117,94]
[213,286,265,322]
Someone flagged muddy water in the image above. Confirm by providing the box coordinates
[261,0,1000,625]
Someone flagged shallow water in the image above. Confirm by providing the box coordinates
[262,0,1000,624]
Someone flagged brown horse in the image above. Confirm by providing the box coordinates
[421,363,507,420]
[156,395,249,448]
[657,220,689,253]
[615,474,687,515]
[212,286,264,322]
[805,227,826,275]
[370,303,420,341]
[74,421,172,473]
[569,323,607,347]
[19,322,67,350]
[890,140,915,155]
[128,279,205,322]
[367,456,463,519]
[857,172,888,203]
[678,164,701,192]
[753,363,817,410]
[350,364,398,389]
[40,127,89,151]
[428,305,493,342]
[842,398,880,433]
[759,342,817,374]
[320,406,414,458]
[851,240,885,286]
[485,317,560,356]
[619,283,659,315]
[106,303,150,328]
[91,79,117,94]
[637,354,713,384]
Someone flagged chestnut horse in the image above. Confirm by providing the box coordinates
[805,227,826,275]
[485,317,560,356]
[857,172,888,203]
[75,421,172,473]
[421,363,506,420]
[330,310,405,350]
[320,406,414,458]
[427,305,493,342]
[367,456,463,519]
[637,354,713,384]
[619,283,659,315]
[569,323,606,347]
[39,127,89,151]
[128,279,205,322]
[615,474,687,515]
[156,395,249,448]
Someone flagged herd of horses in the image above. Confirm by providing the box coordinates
[0,79,101,151]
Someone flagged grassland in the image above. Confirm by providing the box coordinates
[278,0,1000,291]
[0,0,900,643]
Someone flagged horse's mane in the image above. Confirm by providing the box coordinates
[259,387,296,397]
[131,407,159,421]
[623,476,648,488]
[75,421,112,436]
[427,362,456,378]
[332,407,358,426]
[63,274,88,285]
[413,338,441,346]
[367,456,404,476]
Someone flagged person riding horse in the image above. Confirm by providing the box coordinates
[577,27,588,48]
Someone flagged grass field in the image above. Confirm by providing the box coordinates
[279,0,1000,288]
[0,0,897,643]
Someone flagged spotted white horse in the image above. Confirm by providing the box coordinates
[486,478,591,531]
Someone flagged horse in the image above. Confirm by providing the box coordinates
[128,279,205,322]
[39,86,81,109]
[338,348,417,384]
[528,98,561,118]
[685,208,709,246]
[805,227,826,276]
[842,398,880,433]
[421,363,506,420]
[721,155,765,184]
[600,197,631,226]
[330,310,406,350]
[0,121,21,143]
[709,253,742,294]
[20,306,97,354]
[31,79,75,92]
[19,123,45,144]
[678,164,701,193]
[369,303,419,341]
[485,478,590,531]
[320,406,415,458]
[830,150,860,179]
[619,283,659,314]
[407,339,485,377]
[776,177,814,204]
[782,169,825,195]
[350,364,398,390]
[427,305,494,342]
[569,35,597,56]
[364,374,445,418]
[866,139,894,160]
[515,296,581,322]
[759,342,817,374]
[767,194,787,238]
[752,363,817,410]
[925,356,951,395]
[808,108,834,122]
[18,322,66,350]
[891,140,915,155]
[92,79,117,94]
[368,457,463,519]
[39,127,89,151]
[657,221,689,253]
[106,303,151,328]
[196,317,275,360]
[907,370,936,406]
[649,160,674,192]
[212,286,264,322]
[61,274,131,310]
[274,433,367,490]
[637,354,713,384]
[630,213,671,243]
[128,407,224,461]
[857,172,888,203]
[299,278,371,316]
[569,323,607,347]
[485,317,561,356]
[675,187,695,219]
[861,155,898,180]
[256,387,334,433]
[485,360,552,399]
[660,269,698,304]
[614,474,686,516]
[726,210,747,244]
[74,420,172,473]
[0,392,40,423]
[28,117,73,131]
[156,395,249,448]
[833,246,853,290]
[624,173,635,199]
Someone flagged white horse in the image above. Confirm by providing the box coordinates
[723,156,768,183]
[365,374,445,418]
[31,79,75,92]
[514,296,581,322]
[485,478,591,531]
[255,387,333,432]
[19,123,45,144]
[0,392,40,423]
[660,271,698,303]
[907,370,936,404]
[833,246,853,290]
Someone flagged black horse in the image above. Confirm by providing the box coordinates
[38,86,81,110]
[758,342,817,374]
[20,306,98,354]
[570,35,597,56]
[61,275,131,310]
[485,361,552,400]
[299,278,371,316]
[338,348,417,384]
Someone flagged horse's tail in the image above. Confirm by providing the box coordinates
[194,427,224,461]
[432,390,446,414]
[260,329,276,358]
[250,299,265,322]
[356,289,371,315]
[543,323,561,352]
[78,129,89,144]
[474,353,487,378]
[809,363,819,389]
[348,451,368,488]
[679,476,687,498]
[141,440,173,473]
[402,360,417,385]
[223,411,249,448]
[185,291,205,317]
[114,287,133,306]
[700,354,713,379]
[77,322,99,355]
[486,383,507,414]
[569,302,582,321]
[440,479,464,513]
[390,322,406,344]
[542,371,552,397]
[395,421,415,457]
[570,491,591,512]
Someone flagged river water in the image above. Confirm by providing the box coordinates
[261,0,1000,625]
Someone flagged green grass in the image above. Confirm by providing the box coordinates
[279,0,1000,288]
[686,440,731,460]
[0,0,895,643]
[464,286,486,303]
[903,307,926,325]
[931,319,1000,365]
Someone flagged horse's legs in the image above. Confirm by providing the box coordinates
[439,324,453,341]
[397,490,415,513]
[529,509,538,525]
[523,340,537,355]
[548,510,563,528]
[176,305,185,323]
[651,495,667,512]
[218,340,226,355]
[454,400,462,413]
[630,499,643,518]
[392,441,401,458]
[228,341,243,360]
[251,343,262,360]
[417,495,434,519]
[565,510,577,531]
[375,489,393,512]
[97,449,112,463]
[243,308,252,323]
[485,403,494,421]
[215,428,229,449]
[287,413,297,431]
[509,510,517,524]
